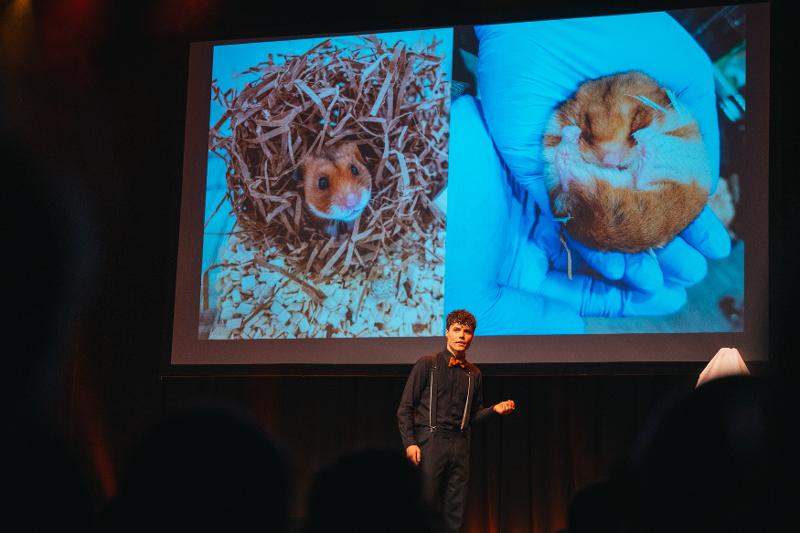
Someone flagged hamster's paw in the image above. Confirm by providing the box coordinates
[324,221,339,237]
[561,125,582,144]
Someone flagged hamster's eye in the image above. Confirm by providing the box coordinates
[629,123,646,141]
[630,108,651,135]
[350,164,359,176]
[318,176,329,190]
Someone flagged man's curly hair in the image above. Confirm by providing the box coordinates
[446,309,477,332]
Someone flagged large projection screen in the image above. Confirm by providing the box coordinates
[171,3,769,366]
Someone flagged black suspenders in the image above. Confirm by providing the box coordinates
[428,353,472,432]
[429,354,438,432]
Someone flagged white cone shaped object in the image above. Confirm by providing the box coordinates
[696,347,750,388]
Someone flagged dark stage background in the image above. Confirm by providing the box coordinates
[2,1,791,532]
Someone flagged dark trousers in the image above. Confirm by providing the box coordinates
[419,431,470,533]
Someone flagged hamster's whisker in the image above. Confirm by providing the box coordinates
[624,93,669,114]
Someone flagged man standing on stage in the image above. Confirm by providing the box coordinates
[397,309,516,533]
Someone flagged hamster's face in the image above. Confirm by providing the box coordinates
[556,72,669,170]
[299,142,372,222]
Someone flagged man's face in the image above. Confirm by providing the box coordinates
[445,322,474,356]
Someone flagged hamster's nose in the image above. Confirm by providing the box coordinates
[344,192,359,209]
[600,149,625,168]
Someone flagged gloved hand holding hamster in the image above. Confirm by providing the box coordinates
[477,13,732,285]
[445,13,732,333]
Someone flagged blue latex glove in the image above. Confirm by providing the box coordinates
[445,96,688,335]
[475,12,730,292]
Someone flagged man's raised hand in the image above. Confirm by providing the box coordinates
[493,400,516,415]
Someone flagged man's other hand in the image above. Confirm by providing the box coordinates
[406,444,421,465]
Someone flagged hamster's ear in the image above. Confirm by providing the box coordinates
[292,166,304,182]
[343,141,367,164]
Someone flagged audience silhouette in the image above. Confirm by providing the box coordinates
[303,448,443,533]
[564,478,624,533]
[100,408,290,533]
[628,375,768,533]
[5,133,98,533]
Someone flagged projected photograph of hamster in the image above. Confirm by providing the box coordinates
[445,8,746,335]
[201,30,453,339]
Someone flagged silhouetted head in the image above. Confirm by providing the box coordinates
[566,478,624,533]
[304,448,440,533]
[6,418,97,533]
[103,407,289,533]
[629,376,768,533]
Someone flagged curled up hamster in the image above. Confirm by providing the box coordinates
[543,71,712,253]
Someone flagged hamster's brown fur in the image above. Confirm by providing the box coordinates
[550,179,708,253]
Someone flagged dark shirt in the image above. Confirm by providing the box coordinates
[397,350,496,449]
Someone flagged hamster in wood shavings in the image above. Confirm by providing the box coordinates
[295,141,372,236]
[543,71,712,253]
